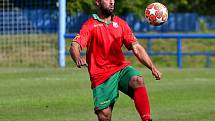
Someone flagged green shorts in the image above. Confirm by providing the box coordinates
[93,66,141,111]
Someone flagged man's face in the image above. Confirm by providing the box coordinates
[96,0,115,17]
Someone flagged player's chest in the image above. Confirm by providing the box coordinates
[92,22,123,41]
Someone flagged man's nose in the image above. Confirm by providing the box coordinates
[110,0,114,5]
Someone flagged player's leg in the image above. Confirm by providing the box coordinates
[93,72,120,121]
[129,76,151,121]
[118,66,152,121]
[96,107,113,121]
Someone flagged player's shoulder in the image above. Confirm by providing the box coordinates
[82,17,95,26]
[80,17,96,30]
[114,16,125,22]
[113,16,128,26]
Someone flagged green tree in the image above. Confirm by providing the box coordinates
[67,0,96,15]
[67,0,215,17]
[67,0,155,18]
[167,0,215,15]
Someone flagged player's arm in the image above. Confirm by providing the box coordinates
[132,42,161,80]
[70,23,90,68]
[70,42,87,68]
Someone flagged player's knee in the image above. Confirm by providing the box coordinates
[97,108,112,121]
[97,113,111,121]
[129,76,145,88]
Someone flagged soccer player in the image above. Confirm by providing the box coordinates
[70,0,161,121]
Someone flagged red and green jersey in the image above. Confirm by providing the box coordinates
[73,14,137,88]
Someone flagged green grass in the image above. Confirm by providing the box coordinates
[0,67,215,121]
[0,34,58,67]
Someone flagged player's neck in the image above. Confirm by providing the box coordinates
[97,12,112,23]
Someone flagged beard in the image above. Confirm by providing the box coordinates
[99,3,114,17]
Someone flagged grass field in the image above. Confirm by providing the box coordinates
[0,67,215,121]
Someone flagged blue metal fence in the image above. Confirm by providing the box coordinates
[121,13,199,32]
[0,11,201,34]
[65,33,215,68]
[66,13,200,33]
[200,16,215,30]
[1,9,214,34]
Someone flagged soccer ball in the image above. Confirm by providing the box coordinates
[145,2,168,26]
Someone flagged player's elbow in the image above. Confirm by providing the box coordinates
[71,41,81,50]
[69,46,74,55]
[69,42,78,55]
[132,44,142,56]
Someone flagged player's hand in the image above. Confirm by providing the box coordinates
[76,57,88,68]
[151,67,162,80]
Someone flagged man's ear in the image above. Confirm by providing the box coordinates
[95,0,100,6]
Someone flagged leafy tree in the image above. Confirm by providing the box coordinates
[67,0,156,18]
[67,0,215,17]
[67,0,96,15]
[163,0,215,15]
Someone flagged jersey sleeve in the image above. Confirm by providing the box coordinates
[122,22,137,50]
[72,24,91,50]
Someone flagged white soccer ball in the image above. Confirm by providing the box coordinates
[145,2,168,26]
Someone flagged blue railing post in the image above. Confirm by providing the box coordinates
[206,56,212,68]
[147,38,152,55]
[177,37,182,68]
[58,0,66,67]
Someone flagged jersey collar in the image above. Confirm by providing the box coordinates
[92,14,113,25]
